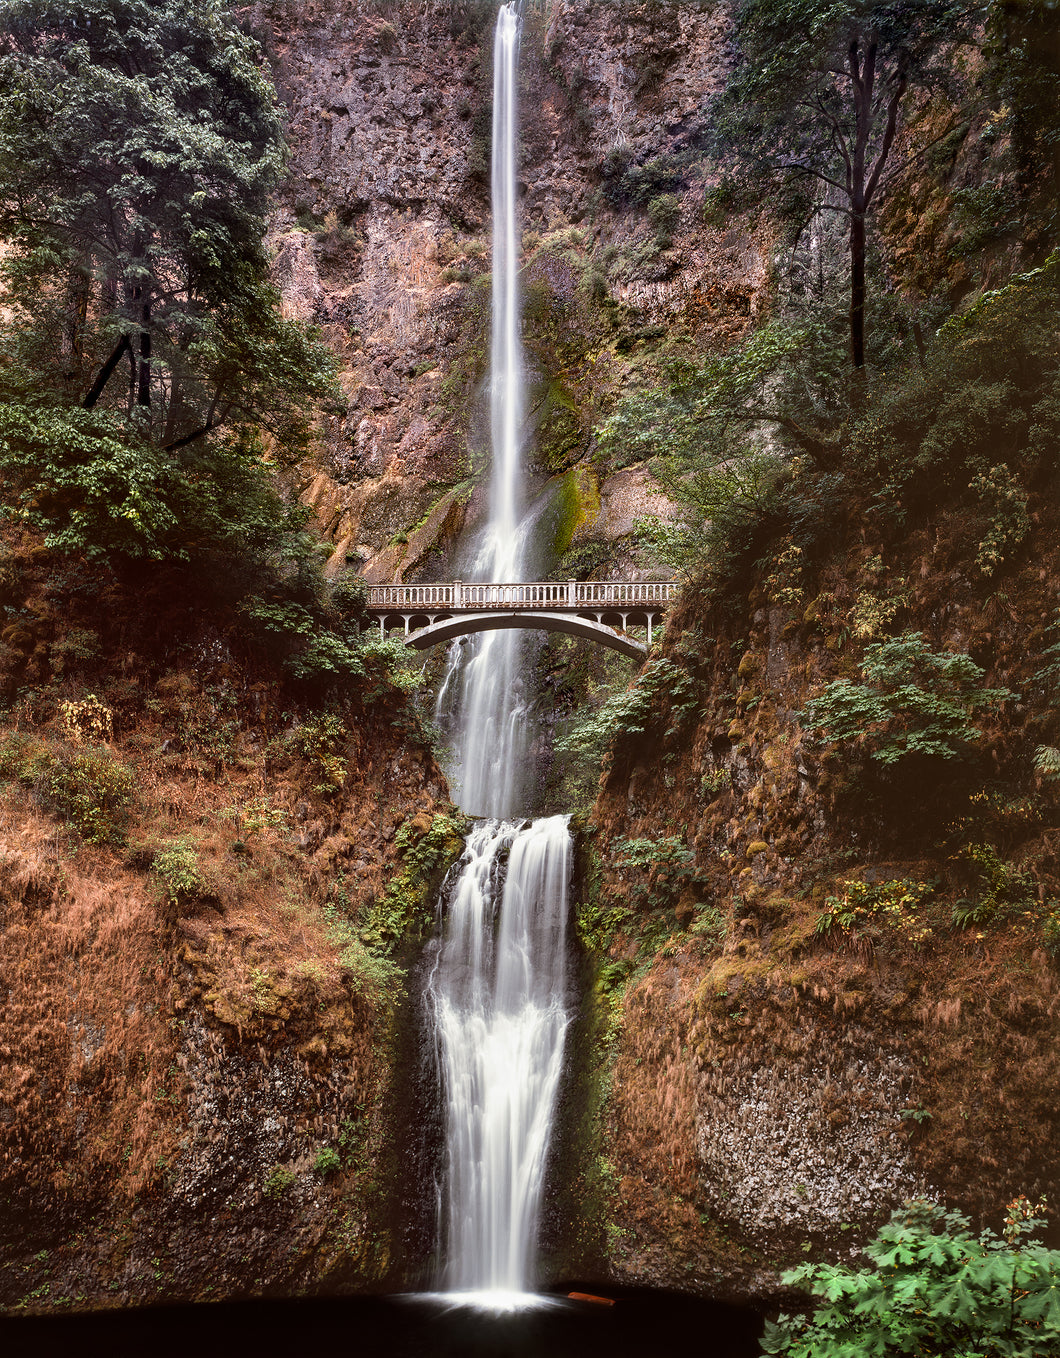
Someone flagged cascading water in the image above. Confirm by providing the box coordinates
[425,2,574,1302]
[436,0,528,820]
[427,816,571,1294]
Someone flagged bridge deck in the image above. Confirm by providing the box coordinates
[365,579,677,612]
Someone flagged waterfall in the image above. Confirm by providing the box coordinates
[427,817,571,1294]
[440,0,528,820]
[425,3,574,1301]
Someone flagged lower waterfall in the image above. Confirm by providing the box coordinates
[426,815,572,1295]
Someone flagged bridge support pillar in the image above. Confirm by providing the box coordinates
[403,614,412,636]
[646,612,655,646]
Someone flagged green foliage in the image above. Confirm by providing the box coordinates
[855,254,1060,521]
[598,319,855,584]
[240,585,419,700]
[0,0,338,569]
[762,1196,1060,1358]
[598,321,829,473]
[312,1147,342,1178]
[152,840,204,903]
[0,734,134,843]
[555,657,697,803]
[0,0,335,428]
[360,813,467,952]
[983,0,1060,244]
[712,0,979,365]
[951,842,1036,928]
[37,745,135,844]
[294,714,348,796]
[803,632,1013,766]
[1035,746,1060,781]
[1042,910,1060,961]
[612,835,694,873]
[646,192,681,247]
[262,1165,296,1199]
[815,877,936,950]
[611,834,698,914]
[1030,611,1060,708]
[600,150,689,209]
[321,901,403,1001]
[967,462,1031,576]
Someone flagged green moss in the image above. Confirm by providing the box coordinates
[539,465,601,563]
[535,378,583,474]
[359,812,467,952]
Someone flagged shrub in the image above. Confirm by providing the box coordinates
[647,192,681,245]
[969,462,1031,577]
[294,714,348,796]
[321,902,403,1001]
[58,694,112,743]
[312,1147,341,1177]
[360,813,466,951]
[556,658,697,766]
[802,632,1013,766]
[152,841,204,904]
[815,877,936,950]
[263,1165,296,1199]
[762,1196,1060,1358]
[1036,745,1060,781]
[35,744,135,836]
[611,834,697,911]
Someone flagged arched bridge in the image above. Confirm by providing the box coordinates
[365,579,678,658]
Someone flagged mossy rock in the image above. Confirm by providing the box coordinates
[535,378,584,474]
[538,465,602,562]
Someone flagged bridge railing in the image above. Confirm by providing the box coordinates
[365,579,678,611]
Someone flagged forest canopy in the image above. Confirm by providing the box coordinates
[0,0,337,564]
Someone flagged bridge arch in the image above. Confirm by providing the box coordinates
[402,610,647,658]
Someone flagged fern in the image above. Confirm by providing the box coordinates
[1035,745,1060,781]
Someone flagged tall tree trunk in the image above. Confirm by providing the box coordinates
[850,207,866,369]
[82,334,131,409]
[137,299,151,407]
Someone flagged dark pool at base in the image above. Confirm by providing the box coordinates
[1,1286,764,1358]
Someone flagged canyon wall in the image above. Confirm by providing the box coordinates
[254,0,765,585]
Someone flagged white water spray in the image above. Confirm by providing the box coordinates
[428,817,571,1292]
[426,3,574,1301]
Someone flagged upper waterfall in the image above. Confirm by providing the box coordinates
[434,0,529,819]
[486,1,524,580]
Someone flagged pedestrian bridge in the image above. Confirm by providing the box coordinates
[365,579,678,658]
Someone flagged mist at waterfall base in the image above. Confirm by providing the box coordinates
[3,1288,763,1358]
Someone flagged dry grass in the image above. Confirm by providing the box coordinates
[0,799,181,1196]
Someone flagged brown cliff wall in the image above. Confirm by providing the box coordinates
[574,481,1060,1300]
[250,0,769,585]
[0,547,457,1310]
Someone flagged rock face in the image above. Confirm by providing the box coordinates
[0,551,460,1310]
[578,508,1060,1299]
[250,0,767,584]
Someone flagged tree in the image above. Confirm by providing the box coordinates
[983,0,1060,246]
[0,0,335,458]
[713,0,981,371]
[763,1197,1060,1357]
